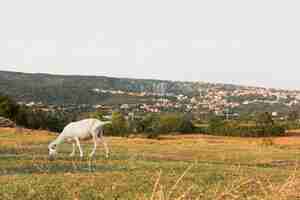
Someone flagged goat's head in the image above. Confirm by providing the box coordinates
[48,143,57,160]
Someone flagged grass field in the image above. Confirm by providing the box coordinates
[1,128,300,199]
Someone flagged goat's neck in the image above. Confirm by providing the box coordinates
[50,134,64,148]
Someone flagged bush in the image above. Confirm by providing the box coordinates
[158,114,182,134]
[89,111,105,121]
[129,113,195,138]
[204,118,286,137]
[178,114,195,133]
[0,95,19,120]
[16,106,75,132]
[111,112,129,137]
[133,113,159,138]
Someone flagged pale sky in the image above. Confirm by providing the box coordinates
[0,0,299,89]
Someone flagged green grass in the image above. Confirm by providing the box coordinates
[1,129,300,199]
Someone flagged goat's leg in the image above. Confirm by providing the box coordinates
[89,136,97,158]
[98,135,109,158]
[75,137,83,158]
[69,143,76,157]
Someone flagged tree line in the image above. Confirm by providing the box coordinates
[201,112,286,137]
[100,112,195,138]
[0,95,76,132]
[0,94,291,138]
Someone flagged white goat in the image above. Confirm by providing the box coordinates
[48,118,110,159]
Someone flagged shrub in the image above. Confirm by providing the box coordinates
[158,114,182,134]
[16,107,75,132]
[0,95,19,120]
[204,118,286,137]
[131,113,195,138]
[111,112,129,137]
[157,113,195,134]
[178,114,195,133]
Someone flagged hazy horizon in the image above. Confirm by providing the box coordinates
[0,69,296,91]
[1,1,300,90]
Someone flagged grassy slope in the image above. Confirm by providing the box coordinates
[1,128,300,199]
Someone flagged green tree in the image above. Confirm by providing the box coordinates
[208,116,225,133]
[288,110,299,121]
[256,112,274,127]
[178,114,194,133]
[138,113,160,133]
[90,111,105,121]
[111,112,129,137]
[16,106,29,127]
[135,113,160,138]
[0,95,19,121]
[158,113,181,134]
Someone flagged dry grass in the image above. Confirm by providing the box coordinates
[147,165,300,200]
[1,128,300,199]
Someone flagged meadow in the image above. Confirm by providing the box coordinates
[1,128,300,199]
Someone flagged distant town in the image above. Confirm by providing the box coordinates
[18,83,300,120]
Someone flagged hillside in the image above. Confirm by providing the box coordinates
[0,71,184,105]
[0,71,220,105]
[0,70,300,115]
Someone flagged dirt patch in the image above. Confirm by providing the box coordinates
[206,140,225,144]
[262,160,300,167]
[273,136,300,146]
